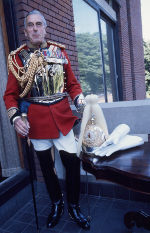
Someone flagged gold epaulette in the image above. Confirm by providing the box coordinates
[9,44,27,56]
[47,41,65,49]
[7,44,27,73]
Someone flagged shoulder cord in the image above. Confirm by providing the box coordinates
[7,45,44,98]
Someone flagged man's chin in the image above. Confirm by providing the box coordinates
[30,39,44,46]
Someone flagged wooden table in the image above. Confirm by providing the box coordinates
[80,141,150,231]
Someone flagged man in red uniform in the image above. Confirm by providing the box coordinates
[4,10,90,230]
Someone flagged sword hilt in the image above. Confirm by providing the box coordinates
[21,113,28,125]
[21,113,30,145]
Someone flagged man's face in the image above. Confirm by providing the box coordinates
[24,14,46,45]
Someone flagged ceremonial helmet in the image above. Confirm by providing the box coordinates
[77,94,109,156]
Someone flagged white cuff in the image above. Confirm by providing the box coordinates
[13,116,21,126]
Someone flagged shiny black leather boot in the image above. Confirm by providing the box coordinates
[68,204,90,230]
[47,198,64,228]
[59,150,80,204]
[36,148,62,202]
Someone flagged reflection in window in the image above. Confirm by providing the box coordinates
[73,0,105,102]
[101,19,118,102]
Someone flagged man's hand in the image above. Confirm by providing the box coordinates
[14,117,30,136]
[76,94,86,113]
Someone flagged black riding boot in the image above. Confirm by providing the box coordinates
[68,204,90,230]
[47,198,64,228]
[59,150,90,230]
[36,148,64,228]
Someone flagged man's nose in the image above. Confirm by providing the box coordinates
[33,24,38,31]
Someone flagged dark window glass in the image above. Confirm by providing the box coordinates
[101,19,118,102]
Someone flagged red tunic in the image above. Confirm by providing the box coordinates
[3,43,82,139]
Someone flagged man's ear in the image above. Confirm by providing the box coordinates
[44,27,47,36]
[23,28,27,37]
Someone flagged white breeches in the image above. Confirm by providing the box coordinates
[31,129,77,153]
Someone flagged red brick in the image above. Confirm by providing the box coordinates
[57,25,64,32]
[68,45,74,51]
[66,50,73,55]
[48,0,55,6]
[58,10,66,17]
[17,26,24,35]
[33,0,43,5]
[51,5,59,13]
[60,32,68,39]
[67,35,74,41]
[48,9,56,17]
[39,5,48,13]
[64,28,69,34]
[61,6,68,14]
[51,34,59,41]
[59,20,66,27]
[16,10,27,19]
[46,26,54,33]
[58,0,65,7]
[52,17,60,25]
[66,24,72,30]
[22,3,33,12]
[58,37,65,44]
[18,33,26,41]
[70,21,75,27]
[57,14,63,21]
[62,17,69,24]
[15,3,23,11]
[65,39,72,45]
[53,30,61,37]
[17,18,24,27]
[71,41,76,47]
[43,13,52,22]
[70,56,76,61]
[14,0,22,4]
[74,71,80,76]
[28,0,39,8]
[43,1,51,9]
[14,0,27,4]
[54,2,62,10]
[49,22,57,30]
[64,13,72,21]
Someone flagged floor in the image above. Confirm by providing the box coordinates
[0,192,150,233]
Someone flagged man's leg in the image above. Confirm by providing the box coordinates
[59,150,90,230]
[35,148,64,228]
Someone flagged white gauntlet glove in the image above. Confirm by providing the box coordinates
[93,135,144,157]
[99,124,130,150]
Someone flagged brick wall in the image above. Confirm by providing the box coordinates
[126,0,146,100]
[115,0,146,100]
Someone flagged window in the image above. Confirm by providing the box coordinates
[73,0,119,102]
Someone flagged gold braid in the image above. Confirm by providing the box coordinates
[7,45,45,98]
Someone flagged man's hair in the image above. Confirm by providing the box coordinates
[24,10,47,29]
